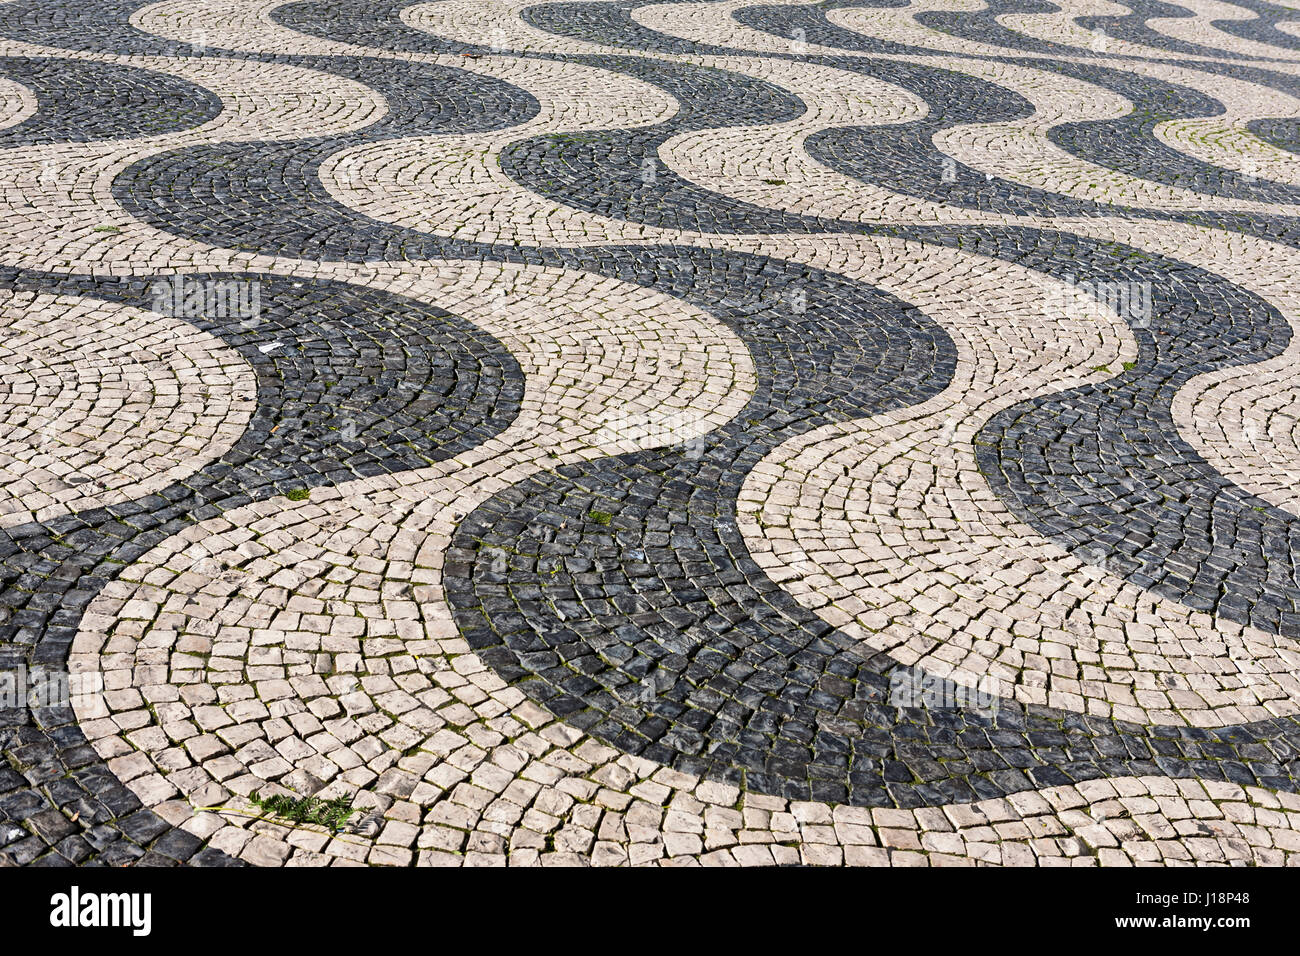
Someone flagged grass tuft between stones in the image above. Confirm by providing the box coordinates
[249,792,357,832]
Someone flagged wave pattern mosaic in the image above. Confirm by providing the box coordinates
[3,0,1300,866]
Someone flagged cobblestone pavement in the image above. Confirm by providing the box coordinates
[4,0,1300,868]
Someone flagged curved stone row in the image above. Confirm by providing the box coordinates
[0,0,196,56]
[1079,0,1300,60]
[229,10,1300,646]
[58,257,755,865]
[1136,0,1273,58]
[443,247,959,806]
[409,2,1300,232]
[736,246,1300,727]
[965,229,1299,638]
[135,0,1300,204]
[0,53,387,273]
[516,0,1300,204]
[1174,356,1300,517]
[772,0,1294,61]
[434,237,1300,806]
[273,0,512,54]
[0,57,222,147]
[0,268,527,865]
[103,43,1300,252]
[85,20,1300,650]
[68,608,1300,866]
[120,0,1300,223]
[941,0,1243,59]
[94,1,1300,702]
[1164,0,1300,55]
[61,460,1300,865]
[0,290,256,529]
